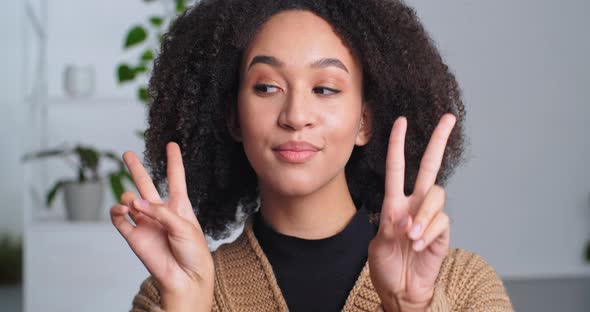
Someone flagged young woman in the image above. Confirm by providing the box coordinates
[110,0,513,311]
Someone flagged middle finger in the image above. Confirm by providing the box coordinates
[413,113,456,198]
[122,151,162,203]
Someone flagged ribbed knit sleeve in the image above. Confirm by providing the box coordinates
[129,276,221,312]
[130,277,165,312]
[438,249,513,311]
[373,249,512,312]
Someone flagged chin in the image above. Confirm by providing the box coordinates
[262,171,327,197]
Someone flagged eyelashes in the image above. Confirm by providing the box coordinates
[254,84,280,94]
[313,86,341,96]
[253,84,341,96]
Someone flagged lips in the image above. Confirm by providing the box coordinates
[273,141,321,152]
[272,141,321,163]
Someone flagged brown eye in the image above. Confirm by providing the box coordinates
[254,84,280,94]
[313,87,340,96]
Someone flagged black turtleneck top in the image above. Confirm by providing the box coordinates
[252,205,379,312]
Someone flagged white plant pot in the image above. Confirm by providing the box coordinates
[62,179,104,222]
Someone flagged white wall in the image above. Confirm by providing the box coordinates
[0,0,25,235]
[408,0,590,279]
[1,2,589,302]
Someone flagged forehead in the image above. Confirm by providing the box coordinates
[241,10,361,75]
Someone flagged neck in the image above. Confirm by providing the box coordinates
[258,171,357,240]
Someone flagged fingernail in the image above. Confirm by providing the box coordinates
[133,199,149,210]
[409,223,421,240]
[413,239,425,251]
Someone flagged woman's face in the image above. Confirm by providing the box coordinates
[236,9,370,197]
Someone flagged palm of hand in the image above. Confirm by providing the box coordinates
[368,114,456,309]
[111,142,213,293]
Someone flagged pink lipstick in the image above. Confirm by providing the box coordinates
[272,141,320,164]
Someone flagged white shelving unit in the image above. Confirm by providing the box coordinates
[21,1,153,311]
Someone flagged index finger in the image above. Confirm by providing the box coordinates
[384,116,408,202]
[413,113,456,198]
[122,151,162,203]
[166,142,188,199]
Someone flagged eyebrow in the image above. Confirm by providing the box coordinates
[247,55,350,74]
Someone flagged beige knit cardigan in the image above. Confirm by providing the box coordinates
[130,214,514,311]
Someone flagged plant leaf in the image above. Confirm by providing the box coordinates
[21,148,67,162]
[175,0,186,13]
[117,64,135,83]
[138,87,149,102]
[141,49,154,62]
[46,180,66,208]
[122,170,133,182]
[134,65,148,75]
[135,129,146,140]
[124,25,148,48]
[75,145,99,172]
[149,16,163,27]
[109,172,124,201]
[78,167,85,182]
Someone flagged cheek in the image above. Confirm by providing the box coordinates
[237,96,274,163]
[321,106,361,143]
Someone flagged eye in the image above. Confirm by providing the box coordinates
[313,87,341,96]
[254,84,281,95]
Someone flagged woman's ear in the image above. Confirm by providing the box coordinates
[355,103,372,146]
[226,105,243,142]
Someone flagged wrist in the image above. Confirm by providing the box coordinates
[161,283,213,312]
[380,288,434,312]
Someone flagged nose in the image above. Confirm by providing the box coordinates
[278,88,316,131]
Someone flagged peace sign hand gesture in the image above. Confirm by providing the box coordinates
[368,114,457,312]
[110,142,214,312]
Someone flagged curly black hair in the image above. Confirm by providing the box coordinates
[143,0,468,240]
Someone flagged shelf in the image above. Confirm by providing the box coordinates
[29,220,113,230]
[501,269,590,281]
[25,96,141,107]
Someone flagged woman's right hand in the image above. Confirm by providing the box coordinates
[110,142,214,311]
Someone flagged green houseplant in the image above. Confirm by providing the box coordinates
[0,233,22,285]
[116,0,188,103]
[117,0,188,139]
[21,144,132,221]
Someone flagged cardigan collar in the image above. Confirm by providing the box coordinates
[212,214,383,311]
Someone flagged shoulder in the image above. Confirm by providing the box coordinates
[438,248,502,284]
[131,273,223,312]
[436,248,514,311]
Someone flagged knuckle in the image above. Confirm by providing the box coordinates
[440,213,450,226]
[434,185,446,199]
[111,204,123,214]
[120,191,135,205]
[109,208,117,220]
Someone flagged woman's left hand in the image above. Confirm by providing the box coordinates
[368,113,457,312]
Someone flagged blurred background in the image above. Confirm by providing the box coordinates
[0,0,589,311]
